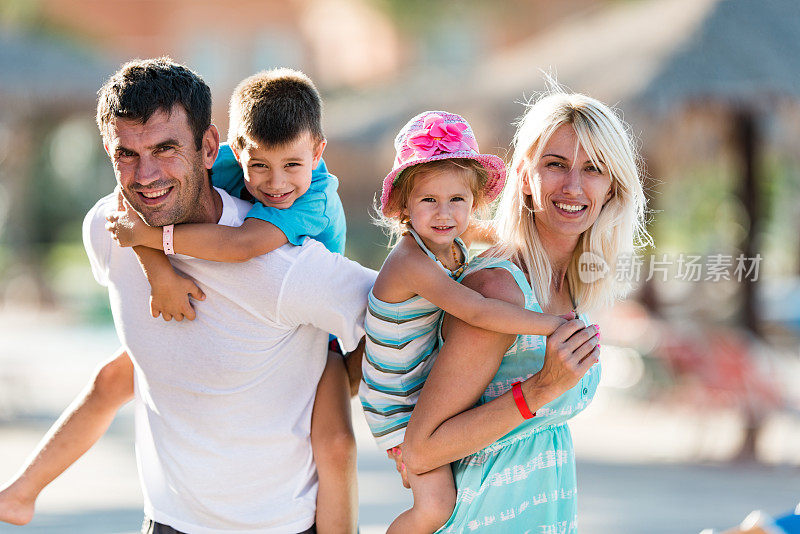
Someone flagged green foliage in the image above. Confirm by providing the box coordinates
[654,153,800,276]
[0,0,41,27]
[655,161,741,255]
[368,0,487,33]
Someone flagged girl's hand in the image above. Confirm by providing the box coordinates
[150,273,205,321]
[387,446,410,488]
[525,319,599,404]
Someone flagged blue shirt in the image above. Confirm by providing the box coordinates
[211,143,346,255]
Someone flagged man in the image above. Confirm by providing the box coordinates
[85,57,373,533]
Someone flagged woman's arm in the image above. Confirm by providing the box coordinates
[402,248,566,336]
[402,269,598,475]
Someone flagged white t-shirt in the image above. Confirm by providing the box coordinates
[83,188,376,534]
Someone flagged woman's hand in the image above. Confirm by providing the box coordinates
[524,319,599,406]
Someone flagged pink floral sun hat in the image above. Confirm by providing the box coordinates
[380,111,507,216]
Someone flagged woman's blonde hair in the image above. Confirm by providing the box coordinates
[492,89,652,313]
[377,158,490,245]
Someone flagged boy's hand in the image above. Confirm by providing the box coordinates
[150,273,206,321]
[105,191,160,248]
[106,208,148,247]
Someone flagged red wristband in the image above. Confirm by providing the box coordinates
[511,381,535,419]
[163,224,175,255]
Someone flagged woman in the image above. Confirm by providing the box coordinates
[402,89,650,532]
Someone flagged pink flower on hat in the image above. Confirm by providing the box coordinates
[380,110,507,216]
[405,114,471,158]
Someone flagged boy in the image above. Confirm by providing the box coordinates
[0,68,360,533]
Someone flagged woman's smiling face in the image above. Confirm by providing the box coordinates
[523,123,613,243]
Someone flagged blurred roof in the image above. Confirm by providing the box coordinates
[0,28,112,113]
[640,0,800,109]
[476,0,800,113]
[329,0,800,149]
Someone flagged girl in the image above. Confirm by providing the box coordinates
[358,111,571,534]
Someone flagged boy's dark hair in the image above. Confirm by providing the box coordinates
[227,68,324,150]
[96,57,212,150]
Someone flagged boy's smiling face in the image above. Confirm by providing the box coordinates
[235,132,326,209]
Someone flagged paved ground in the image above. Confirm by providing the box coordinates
[1,311,799,533]
[2,404,798,534]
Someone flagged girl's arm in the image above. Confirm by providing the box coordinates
[402,269,599,474]
[400,246,567,336]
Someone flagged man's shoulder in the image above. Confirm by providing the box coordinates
[82,192,118,286]
[83,193,116,245]
[282,238,374,279]
[273,236,332,264]
[87,192,117,218]
[216,187,252,227]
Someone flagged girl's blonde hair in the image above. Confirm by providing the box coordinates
[492,89,652,313]
[378,158,490,244]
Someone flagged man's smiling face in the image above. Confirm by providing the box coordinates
[104,105,208,227]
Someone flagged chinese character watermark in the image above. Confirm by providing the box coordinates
[577,253,763,284]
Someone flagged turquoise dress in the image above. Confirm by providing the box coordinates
[436,256,600,534]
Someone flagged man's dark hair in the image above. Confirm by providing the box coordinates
[96,57,212,149]
[227,68,324,150]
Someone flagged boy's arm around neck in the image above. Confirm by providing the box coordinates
[170,218,289,262]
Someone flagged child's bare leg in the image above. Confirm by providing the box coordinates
[311,352,358,534]
[0,349,134,525]
[387,463,455,534]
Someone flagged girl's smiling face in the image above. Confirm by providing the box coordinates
[404,168,475,254]
[523,124,613,244]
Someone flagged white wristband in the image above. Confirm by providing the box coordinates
[163,224,175,255]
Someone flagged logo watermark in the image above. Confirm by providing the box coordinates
[578,251,610,284]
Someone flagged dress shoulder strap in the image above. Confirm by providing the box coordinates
[463,256,541,312]
[406,228,469,280]
[406,228,439,263]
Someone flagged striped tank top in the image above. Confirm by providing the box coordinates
[358,229,468,450]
